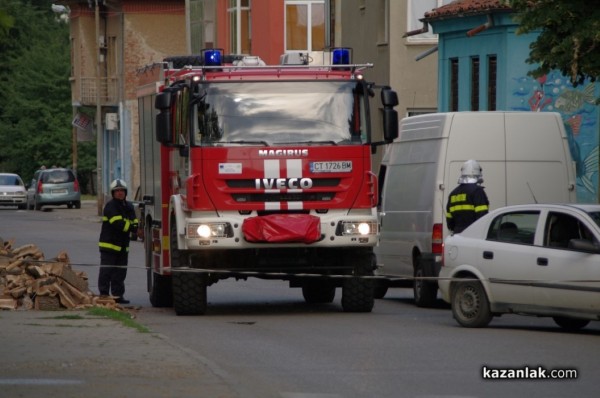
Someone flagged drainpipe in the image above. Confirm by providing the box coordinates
[467,14,494,37]
[403,22,429,38]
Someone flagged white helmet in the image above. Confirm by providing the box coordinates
[110,179,128,196]
[458,160,483,184]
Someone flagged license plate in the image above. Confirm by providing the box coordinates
[52,189,67,194]
[310,161,352,173]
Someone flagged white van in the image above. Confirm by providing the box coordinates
[375,111,577,307]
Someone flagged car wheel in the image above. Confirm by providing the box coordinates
[552,317,590,331]
[75,200,81,209]
[34,200,42,211]
[451,280,492,328]
[18,204,26,210]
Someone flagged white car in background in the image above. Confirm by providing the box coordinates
[440,204,600,331]
[0,173,27,210]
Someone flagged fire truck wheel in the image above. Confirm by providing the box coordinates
[150,272,173,308]
[170,216,207,315]
[302,281,336,304]
[341,251,375,313]
[172,269,207,315]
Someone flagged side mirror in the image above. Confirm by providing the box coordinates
[381,87,399,142]
[155,91,172,110]
[156,111,172,143]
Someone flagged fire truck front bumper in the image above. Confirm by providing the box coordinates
[182,211,379,250]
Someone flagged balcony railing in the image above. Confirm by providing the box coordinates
[77,77,119,105]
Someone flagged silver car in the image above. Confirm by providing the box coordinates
[0,173,27,210]
[440,203,600,331]
[27,168,81,210]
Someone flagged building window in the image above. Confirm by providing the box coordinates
[228,0,251,54]
[285,0,325,52]
[488,55,497,111]
[189,0,215,53]
[407,0,454,43]
[377,0,389,45]
[471,56,479,111]
[450,58,459,112]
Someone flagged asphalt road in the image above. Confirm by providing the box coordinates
[1,203,598,398]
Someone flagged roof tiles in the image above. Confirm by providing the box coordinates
[423,0,512,20]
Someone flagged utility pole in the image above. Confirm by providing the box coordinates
[95,0,104,216]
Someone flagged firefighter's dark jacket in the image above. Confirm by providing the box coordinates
[446,183,489,234]
[99,198,138,253]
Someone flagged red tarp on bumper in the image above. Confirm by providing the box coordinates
[242,214,321,244]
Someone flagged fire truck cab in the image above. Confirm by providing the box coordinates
[137,48,398,315]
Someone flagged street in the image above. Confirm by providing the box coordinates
[0,203,598,398]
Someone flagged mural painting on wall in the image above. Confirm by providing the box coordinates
[511,71,599,203]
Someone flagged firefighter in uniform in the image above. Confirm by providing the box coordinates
[446,160,489,234]
[98,179,138,304]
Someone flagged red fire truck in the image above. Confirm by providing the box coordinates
[136,48,398,315]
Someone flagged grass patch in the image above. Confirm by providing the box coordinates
[86,307,151,333]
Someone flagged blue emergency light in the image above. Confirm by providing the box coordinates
[203,49,223,66]
[332,48,352,65]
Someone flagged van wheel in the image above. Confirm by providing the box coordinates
[373,280,388,299]
[552,317,590,331]
[302,281,336,303]
[413,256,437,308]
[451,280,492,328]
[34,200,42,211]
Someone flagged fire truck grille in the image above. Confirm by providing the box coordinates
[232,192,335,203]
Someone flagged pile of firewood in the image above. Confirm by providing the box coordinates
[0,238,119,311]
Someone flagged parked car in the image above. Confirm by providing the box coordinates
[26,168,81,210]
[0,173,27,210]
[440,203,600,331]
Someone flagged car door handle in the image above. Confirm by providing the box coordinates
[537,257,548,266]
[483,251,493,259]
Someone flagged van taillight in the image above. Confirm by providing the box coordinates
[36,180,43,194]
[74,179,80,192]
[432,223,443,254]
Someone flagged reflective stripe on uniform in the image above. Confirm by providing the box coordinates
[450,193,467,203]
[449,204,475,212]
[475,205,489,213]
[99,242,122,251]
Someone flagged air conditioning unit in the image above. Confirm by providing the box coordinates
[105,113,118,130]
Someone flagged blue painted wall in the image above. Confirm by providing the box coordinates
[431,13,599,203]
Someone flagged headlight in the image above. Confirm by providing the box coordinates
[187,223,232,238]
[337,221,377,236]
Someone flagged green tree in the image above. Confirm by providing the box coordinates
[0,0,95,192]
[510,0,600,86]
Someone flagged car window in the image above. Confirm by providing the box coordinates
[0,175,23,186]
[487,211,539,244]
[587,211,600,229]
[41,170,74,184]
[544,212,597,250]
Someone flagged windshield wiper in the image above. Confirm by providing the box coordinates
[277,140,338,146]
[222,140,270,146]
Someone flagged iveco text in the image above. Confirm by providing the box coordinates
[255,178,313,189]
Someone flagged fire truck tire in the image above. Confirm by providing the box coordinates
[150,272,173,308]
[172,270,207,315]
[170,215,207,315]
[302,281,336,304]
[341,251,375,313]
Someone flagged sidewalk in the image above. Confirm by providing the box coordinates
[0,309,238,398]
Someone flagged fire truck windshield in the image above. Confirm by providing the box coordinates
[192,81,366,146]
